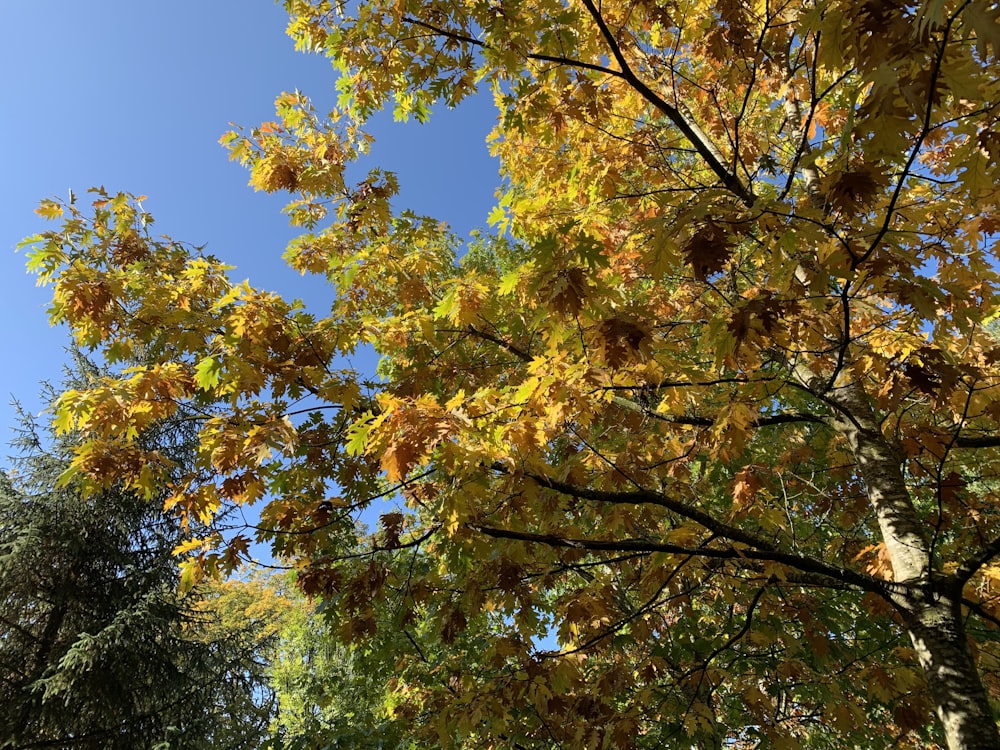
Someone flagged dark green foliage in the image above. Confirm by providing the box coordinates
[0,359,276,749]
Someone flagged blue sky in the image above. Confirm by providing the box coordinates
[0,2,499,454]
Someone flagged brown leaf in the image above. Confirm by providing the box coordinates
[495,558,523,593]
[380,511,405,548]
[595,317,651,369]
[825,163,888,213]
[111,231,149,266]
[979,128,1000,163]
[682,222,732,280]
[543,266,592,315]
[441,604,467,644]
[726,290,787,345]
[732,465,763,512]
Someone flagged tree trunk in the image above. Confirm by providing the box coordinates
[821,378,1000,749]
[8,595,67,745]
[903,594,999,750]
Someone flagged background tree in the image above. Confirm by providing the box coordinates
[19,0,1000,747]
[244,569,415,750]
[0,358,276,749]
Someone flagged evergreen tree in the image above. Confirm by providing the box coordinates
[0,358,275,749]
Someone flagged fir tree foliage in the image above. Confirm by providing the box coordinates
[0,356,275,750]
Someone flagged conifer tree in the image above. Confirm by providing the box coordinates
[0,358,275,749]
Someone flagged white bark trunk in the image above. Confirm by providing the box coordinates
[905,595,1000,750]
[822,379,1000,749]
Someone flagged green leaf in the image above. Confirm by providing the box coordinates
[433,286,460,321]
[194,356,223,391]
[345,414,374,456]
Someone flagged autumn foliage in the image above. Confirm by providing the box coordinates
[20,0,1000,746]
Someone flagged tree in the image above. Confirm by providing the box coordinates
[19,0,1000,746]
[250,570,415,750]
[0,361,276,749]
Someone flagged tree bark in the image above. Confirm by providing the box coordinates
[823,378,1000,749]
[902,594,1000,750]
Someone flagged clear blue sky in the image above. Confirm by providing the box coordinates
[0,2,499,454]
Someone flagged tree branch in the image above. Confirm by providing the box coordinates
[962,596,1000,630]
[401,16,622,79]
[955,435,1000,449]
[953,535,1000,587]
[483,470,890,595]
[458,328,827,431]
[853,4,961,269]
[574,0,754,205]
[466,324,532,362]
[400,10,755,206]
[701,585,767,667]
[609,394,826,428]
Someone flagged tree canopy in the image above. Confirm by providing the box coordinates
[19,0,1000,747]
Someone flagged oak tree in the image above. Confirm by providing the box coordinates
[21,0,1000,746]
